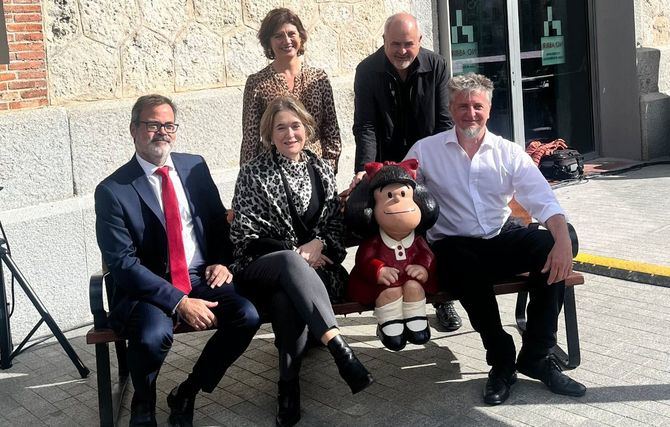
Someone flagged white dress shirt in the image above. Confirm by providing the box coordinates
[135,153,205,270]
[405,128,564,243]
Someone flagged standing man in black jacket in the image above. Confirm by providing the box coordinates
[351,12,461,332]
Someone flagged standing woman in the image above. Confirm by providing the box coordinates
[241,8,342,172]
[230,96,373,427]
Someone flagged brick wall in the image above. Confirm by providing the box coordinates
[0,0,47,111]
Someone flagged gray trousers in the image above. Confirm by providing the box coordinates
[238,250,338,380]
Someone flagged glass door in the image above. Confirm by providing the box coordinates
[518,1,594,153]
[442,0,595,154]
[447,0,515,140]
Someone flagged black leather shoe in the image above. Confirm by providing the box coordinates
[517,356,586,397]
[403,317,431,345]
[167,385,196,427]
[376,321,407,351]
[483,368,517,405]
[276,379,300,427]
[129,396,156,426]
[327,335,374,394]
[435,301,462,332]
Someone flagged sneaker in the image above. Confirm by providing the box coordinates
[435,301,462,332]
[517,356,586,397]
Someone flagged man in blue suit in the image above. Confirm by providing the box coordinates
[95,94,261,426]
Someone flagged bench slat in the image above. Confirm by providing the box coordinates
[86,272,584,345]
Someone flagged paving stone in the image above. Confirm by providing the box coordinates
[2,165,670,425]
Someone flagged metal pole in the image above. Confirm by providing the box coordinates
[0,243,13,369]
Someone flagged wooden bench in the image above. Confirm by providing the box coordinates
[86,269,584,426]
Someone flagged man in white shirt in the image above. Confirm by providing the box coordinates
[405,73,586,405]
[95,94,261,426]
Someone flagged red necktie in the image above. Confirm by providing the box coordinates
[155,166,192,295]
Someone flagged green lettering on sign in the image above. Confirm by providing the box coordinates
[452,42,478,60]
[541,36,565,66]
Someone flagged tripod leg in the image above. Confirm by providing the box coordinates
[0,252,89,377]
[0,261,13,369]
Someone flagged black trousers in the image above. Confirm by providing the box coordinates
[238,250,338,381]
[124,272,261,405]
[431,225,565,372]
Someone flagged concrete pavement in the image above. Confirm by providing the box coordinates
[0,163,669,426]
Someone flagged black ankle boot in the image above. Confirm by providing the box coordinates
[326,335,374,394]
[276,379,300,427]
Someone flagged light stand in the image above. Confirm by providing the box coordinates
[0,229,89,378]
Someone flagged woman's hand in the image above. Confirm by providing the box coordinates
[205,264,233,288]
[296,239,325,267]
[312,253,334,269]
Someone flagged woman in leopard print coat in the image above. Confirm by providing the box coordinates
[240,8,341,173]
[230,138,348,301]
[230,96,373,426]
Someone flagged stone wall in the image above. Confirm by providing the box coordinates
[634,0,670,93]
[0,0,435,342]
[634,1,670,159]
[41,0,435,104]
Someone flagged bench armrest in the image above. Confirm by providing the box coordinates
[89,269,110,329]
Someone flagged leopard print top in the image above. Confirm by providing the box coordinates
[240,64,342,173]
[276,152,311,215]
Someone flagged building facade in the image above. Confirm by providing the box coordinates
[0,0,668,340]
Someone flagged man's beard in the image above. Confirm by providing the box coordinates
[461,126,482,138]
[393,58,413,70]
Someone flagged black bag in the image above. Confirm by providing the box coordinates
[538,149,584,180]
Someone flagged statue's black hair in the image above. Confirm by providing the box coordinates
[344,165,439,240]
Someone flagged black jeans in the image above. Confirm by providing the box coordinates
[431,225,565,372]
[237,250,339,381]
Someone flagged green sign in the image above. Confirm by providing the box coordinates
[452,42,479,60]
[541,36,565,66]
[451,9,479,74]
[541,6,564,66]
[0,2,9,64]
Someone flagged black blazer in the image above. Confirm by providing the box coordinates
[94,153,232,331]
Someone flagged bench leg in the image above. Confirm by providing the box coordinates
[95,341,131,427]
[551,286,581,370]
[515,287,581,370]
[114,341,129,378]
[95,343,114,427]
[514,291,529,332]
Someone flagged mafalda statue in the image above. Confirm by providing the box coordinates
[345,159,439,351]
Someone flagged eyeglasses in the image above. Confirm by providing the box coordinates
[137,121,180,133]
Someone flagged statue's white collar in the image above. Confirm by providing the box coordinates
[380,229,415,249]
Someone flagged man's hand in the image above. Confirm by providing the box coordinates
[177,297,218,330]
[205,264,233,288]
[296,239,325,267]
[377,266,400,286]
[542,214,574,284]
[348,171,367,192]
[405,264,428,283]
[542,239,573,284]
